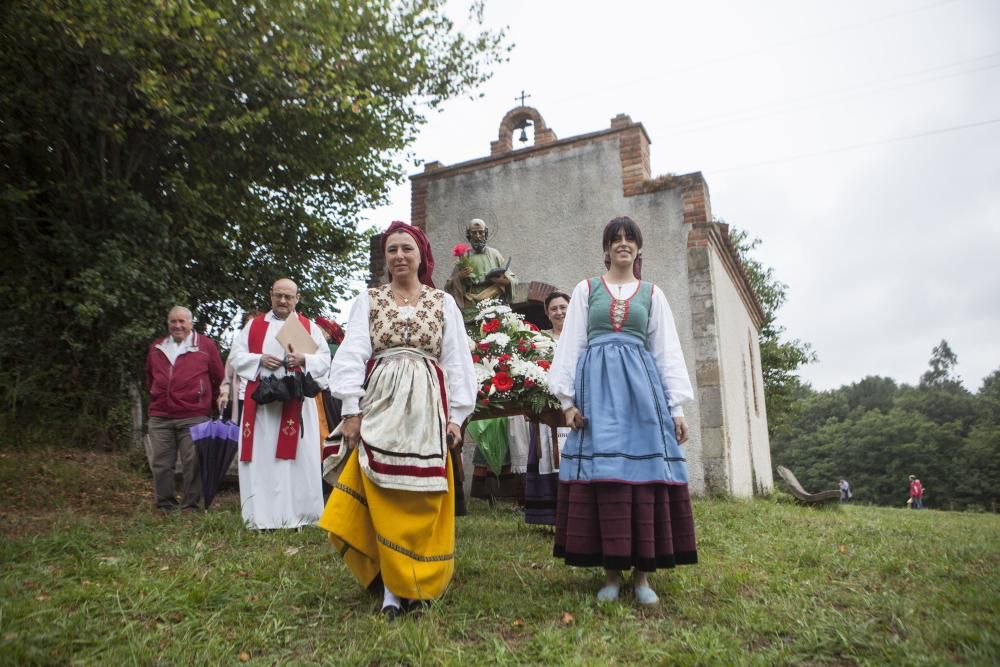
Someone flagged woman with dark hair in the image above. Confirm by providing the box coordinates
[547,216,697,605]
[318,221,476,618]
[542,290,570,340]
[517,289,572,526]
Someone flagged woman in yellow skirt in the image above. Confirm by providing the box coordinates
[318,221,476,618]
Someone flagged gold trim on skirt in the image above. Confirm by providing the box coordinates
[317,449,455,600]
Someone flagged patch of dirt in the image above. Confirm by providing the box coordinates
[0,448,151,537]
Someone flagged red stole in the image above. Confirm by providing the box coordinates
[240,314,312,462]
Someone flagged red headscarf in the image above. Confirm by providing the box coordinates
[314,317,344,345]
[381,220,435,288]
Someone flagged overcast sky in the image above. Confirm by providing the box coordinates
[357,0,1000,392]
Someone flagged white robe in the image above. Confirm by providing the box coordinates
[506,417,568,475]
[230,311,331,529]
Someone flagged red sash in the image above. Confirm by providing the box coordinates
[240,314,312,462]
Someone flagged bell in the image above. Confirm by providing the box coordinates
[518,127,529,143]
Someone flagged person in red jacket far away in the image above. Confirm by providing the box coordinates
[908,474,925,510]
[145,306,224,512]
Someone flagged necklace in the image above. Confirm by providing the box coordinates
[390,284,423,305]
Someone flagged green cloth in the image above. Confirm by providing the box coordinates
[466,418,509,477]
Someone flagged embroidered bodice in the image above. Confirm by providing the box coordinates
[368,284,446,357]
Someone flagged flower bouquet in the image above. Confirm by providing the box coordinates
[452,242,473,278]
[467,298,560,416]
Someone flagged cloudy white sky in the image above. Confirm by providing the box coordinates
[359,0,1000,392]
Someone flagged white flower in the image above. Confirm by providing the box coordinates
[473,363,493,384]
[510,358,548,383]
[482,332,510,348]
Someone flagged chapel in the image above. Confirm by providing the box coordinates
[368,105,773,497]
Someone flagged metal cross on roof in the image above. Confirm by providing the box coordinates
[515,90,531,107]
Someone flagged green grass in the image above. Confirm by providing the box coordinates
[1,449,998,666]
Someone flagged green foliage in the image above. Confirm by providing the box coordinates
[2,448,999,664]
[0,0,509,442]
[772,341,1000,512]
[728,227,816,437]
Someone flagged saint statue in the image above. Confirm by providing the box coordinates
[445,218,517,321]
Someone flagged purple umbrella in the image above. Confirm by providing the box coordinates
[190,419,239,509]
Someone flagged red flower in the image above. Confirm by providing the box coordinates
[492,372,514,392]
[526,322,539,332]
[524,378,536,389]
[496,363,508,372]
[517,342,528,352]
[536,360,551,370]
[452,243,471,257]
[482,398,490,406]
[498,354,512,363]
[472,355,480,363]
[481,319,501,334]
[478,341,491,350]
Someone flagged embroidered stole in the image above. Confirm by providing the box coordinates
[240,314,312,462]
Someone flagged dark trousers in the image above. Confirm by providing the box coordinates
[148,415,208,510]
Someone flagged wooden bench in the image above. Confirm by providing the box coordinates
[776,466,841,504]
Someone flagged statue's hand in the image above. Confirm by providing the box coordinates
[459,266,473,279]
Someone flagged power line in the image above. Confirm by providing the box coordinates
[664,52,1000,134]
[708,116,1000,174]
[550,0,964,104]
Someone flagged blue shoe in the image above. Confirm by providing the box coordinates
[597,583,621,602]
[634,585,659,605]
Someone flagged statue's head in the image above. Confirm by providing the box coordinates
[465,218,489,252]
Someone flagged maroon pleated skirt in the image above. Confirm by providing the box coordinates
[554,482,697,572]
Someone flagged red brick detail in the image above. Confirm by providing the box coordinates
[616,116,651,197]
[680,173,712,226]
[410,178,428,230]
[491,106,557,157]
[368,234,385,287]
[526,280,559,304]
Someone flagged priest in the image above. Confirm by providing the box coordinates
[229,278,331,529]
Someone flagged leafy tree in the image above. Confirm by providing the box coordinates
[729,227,816,437]
[0,0,508,444]
[920,339,962,389]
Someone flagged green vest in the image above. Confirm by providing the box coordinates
[586,277,652,342]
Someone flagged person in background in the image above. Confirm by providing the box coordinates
[228,279,331,530]
[520,289,572,526]
[145,306,224,513]
[908,475,924,509]
[839,479,852,503]
[541,290,570,341]
[219,312,262,425]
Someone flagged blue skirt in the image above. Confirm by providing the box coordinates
[559,333,689,485]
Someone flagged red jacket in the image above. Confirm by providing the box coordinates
[909,480,923,498]
[145,332,225,419]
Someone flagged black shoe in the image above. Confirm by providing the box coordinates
[404,599,432,615]
[380,605,402,620]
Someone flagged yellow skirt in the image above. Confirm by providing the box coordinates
[317,448,455,600]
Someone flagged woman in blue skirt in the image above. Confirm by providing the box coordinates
[547,216,697,605]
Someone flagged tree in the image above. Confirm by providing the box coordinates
[729,227,816,437]
[920,339,961,389]
[0,0,509,444]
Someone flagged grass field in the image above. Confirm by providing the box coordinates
[1,447,998,666]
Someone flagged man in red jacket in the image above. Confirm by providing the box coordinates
[145,306,225,512]
[908,474,924,510]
